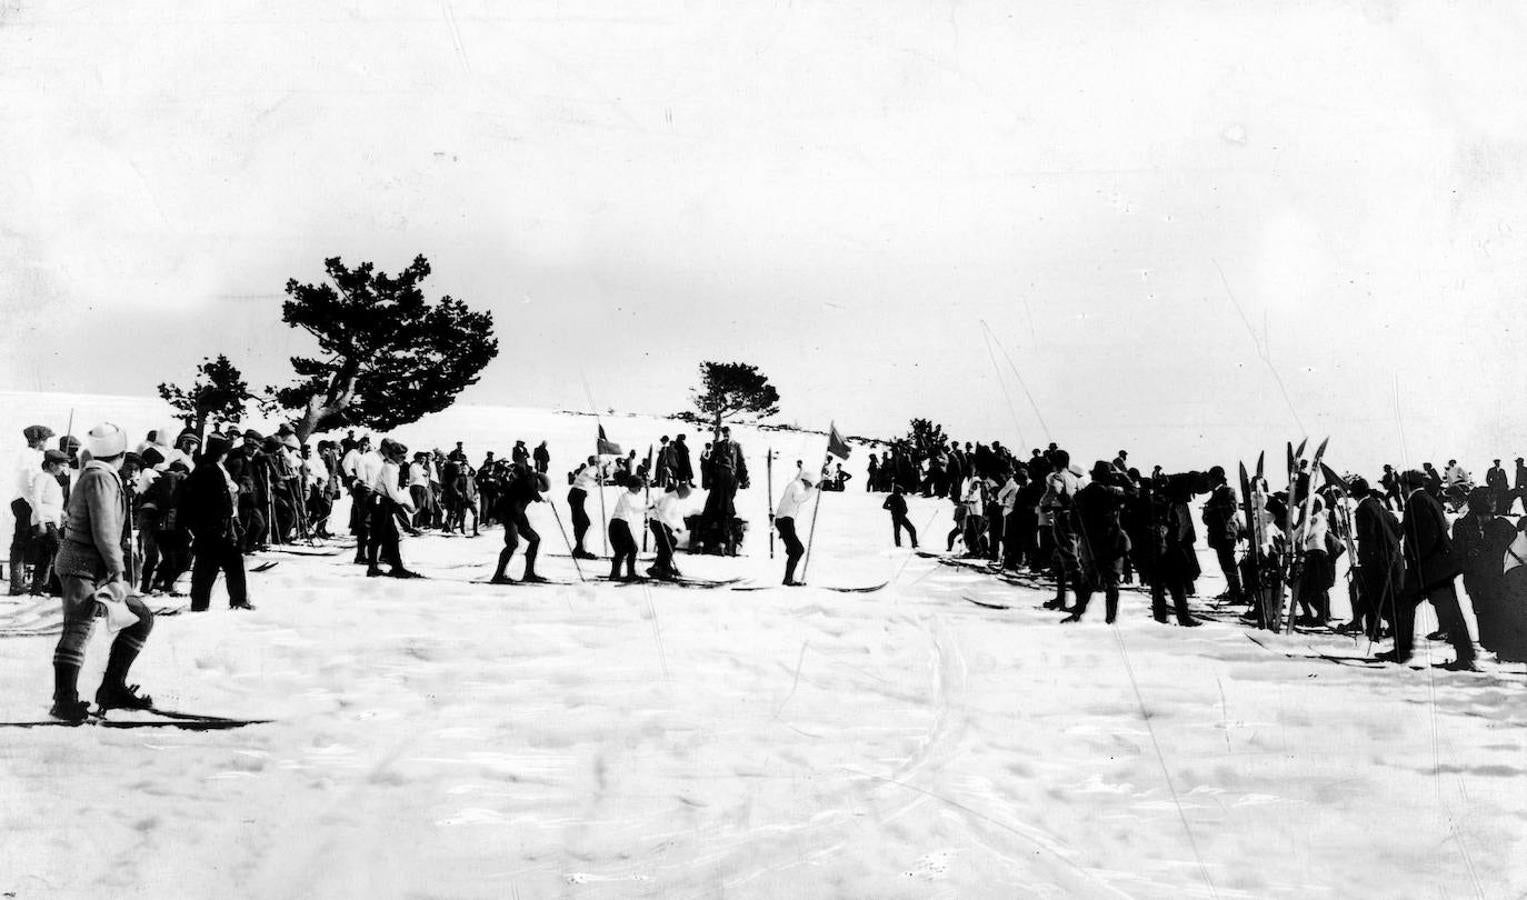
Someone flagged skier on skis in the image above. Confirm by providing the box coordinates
[881,484,918,549]
[49,423,156,723]
[566,456,600,560]
[775,468,819,586]
[489,461,548,584]
[608,475,645,582]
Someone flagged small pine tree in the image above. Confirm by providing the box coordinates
[157,354,254,439]
[272,255,499,443]
[691,361,781,440]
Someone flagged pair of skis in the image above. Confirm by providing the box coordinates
[1272,437,1329,634]
[1,705,271,731]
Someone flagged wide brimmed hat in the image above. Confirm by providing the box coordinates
[86,423,128,459]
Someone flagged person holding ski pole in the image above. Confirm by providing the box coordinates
[608,475,646,582]
[647,482,690,580]
[567,456,600,559]
[775,468,819,586]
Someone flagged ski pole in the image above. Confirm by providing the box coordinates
[547,499,584,582]
[596,440,609,556]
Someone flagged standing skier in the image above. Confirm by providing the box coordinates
[775,469,818,586]
[881,484,918,548]
[608,476,645,582]
[49,423,156,722]
[367,440,419,578]
[567,456,600,559]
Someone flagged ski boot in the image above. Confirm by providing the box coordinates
[96,682,154,712]
[50,695,91,724]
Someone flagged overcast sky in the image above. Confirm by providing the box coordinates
[3,1,1526,473]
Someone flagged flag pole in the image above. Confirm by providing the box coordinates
[800,453,829,583]
[642,444,652,552]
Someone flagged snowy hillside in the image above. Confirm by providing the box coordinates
[2,392,1524,899]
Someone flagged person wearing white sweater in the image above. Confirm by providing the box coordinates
[775,470,819,586]
[608,477,647,581]
[647,483,690,580]
[10,424,54,595]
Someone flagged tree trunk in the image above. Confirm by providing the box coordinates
[295,368,358,445]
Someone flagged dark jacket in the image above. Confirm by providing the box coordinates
[1401,489,1460,594]
[181,461,239,542]
[1202,484,1240,550]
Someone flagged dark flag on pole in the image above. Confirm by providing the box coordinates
[597,424,622,456]
[827,422,851,461]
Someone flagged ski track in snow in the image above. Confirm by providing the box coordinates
[1,393,1525,898]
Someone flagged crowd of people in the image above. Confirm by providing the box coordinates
[865,435,1527,668]
[11,415,1527,724]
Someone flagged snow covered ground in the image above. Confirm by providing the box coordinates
[2,392,1525,899]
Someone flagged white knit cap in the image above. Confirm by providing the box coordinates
[86,422,128,459]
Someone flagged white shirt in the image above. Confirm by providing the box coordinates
[775,479,815,520]
[408,462,430,487]
[30,469,64,527]
[572,464,601,493]
[378,460,415,511]
[12,446,42,503]
[997,478,1020,513]
[340,449,362,480]
[613,490,647,529]
[355,451,384,490]
[650,492,688,530]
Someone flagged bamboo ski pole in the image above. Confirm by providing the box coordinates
[548,499,585,582]
[597,440,610,556]
[642,445,652,552]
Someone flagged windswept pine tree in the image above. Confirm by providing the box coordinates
[273,255,499,443]
[157,354,255,439]
[690,361,781,441]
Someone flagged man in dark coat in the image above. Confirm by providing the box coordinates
[1388,470,1471,668]
[1201,466,1244,604]
[672,434,694,488]
[701,427,748,555]
[1062,461,1134,623]
[1452,486,1514,653]
[1486,460,1510,515]
[1347,476,1402,641]
[1512,457,1527,516]
[180,435,252,612]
